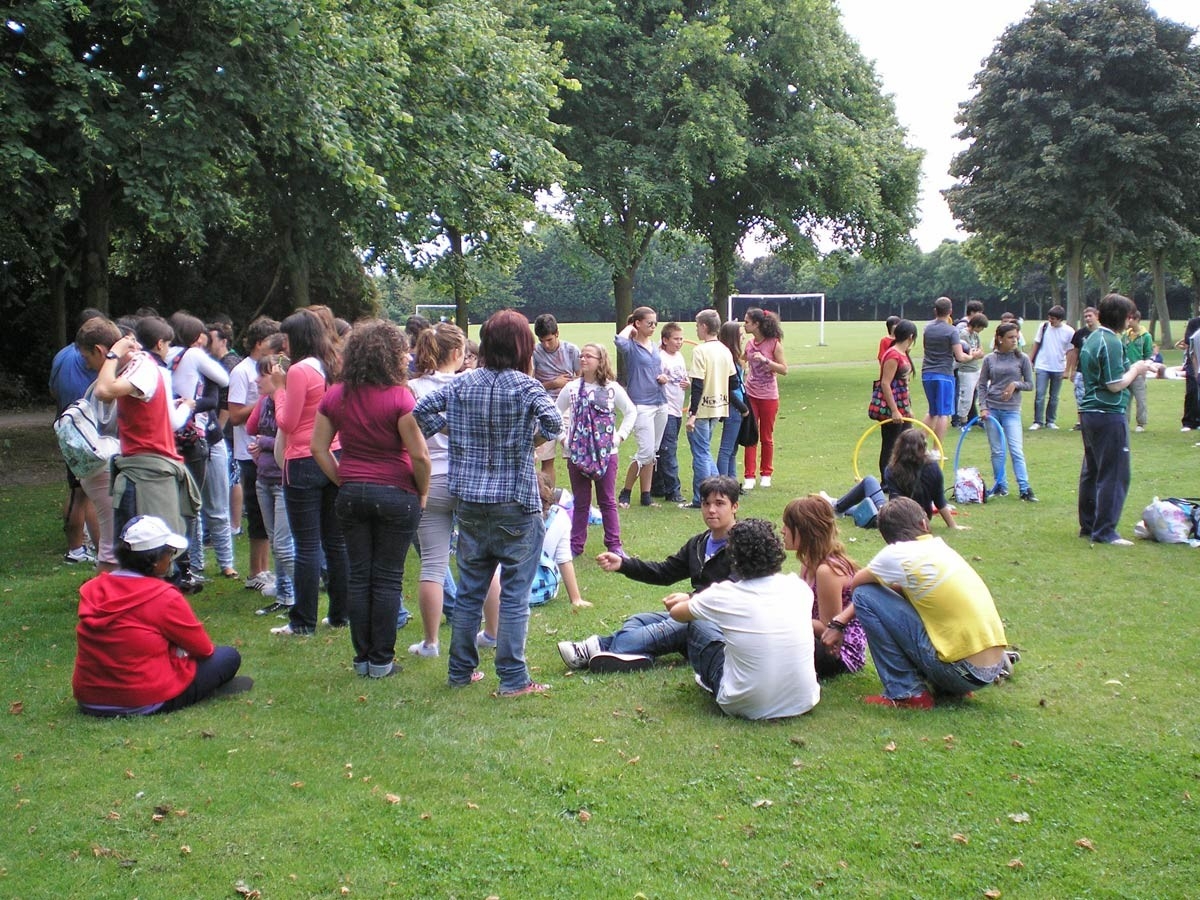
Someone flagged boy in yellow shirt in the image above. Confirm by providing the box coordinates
[830,497,1013,709]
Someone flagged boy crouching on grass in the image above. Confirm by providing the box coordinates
[837,497,1014,710]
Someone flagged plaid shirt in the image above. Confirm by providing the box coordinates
[413,368,561,514]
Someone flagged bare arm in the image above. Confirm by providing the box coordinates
[397,412,431,501]
[310,412,340,485]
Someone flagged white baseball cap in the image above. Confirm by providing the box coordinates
[121,516,189,553]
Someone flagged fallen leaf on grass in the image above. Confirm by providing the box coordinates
[420,812,431,820]
[180,845,191,855]
[393,731,405,739]
[340,887,350,895]
[384,794,401,804]
[124,770,135,780]
[883,741,897,752]
[789,735,806,746]
[290,782,304,789]
[592,737,606,743]
[577,809,592,823]
[1011,740,1024,748]
[234,879,262,899]
[983,890,1002,898]
[1104,679,1122,686]
[751,799,773,809]
[466,802,479,810]
[1007,859,1024,869]
[1007,812,1031,824]
[1075,837,1096,851]
[952,833,969,845]
[627,756,640,765]
[105,811,120,821]
[9,701,23,715]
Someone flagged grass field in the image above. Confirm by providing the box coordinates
[2,320,1199,898]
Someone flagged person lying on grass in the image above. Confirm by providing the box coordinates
[556,475,739,673]
[836,496,1013,710]
[664,517,819,720]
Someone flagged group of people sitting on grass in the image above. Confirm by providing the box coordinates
[556,474,1015,719]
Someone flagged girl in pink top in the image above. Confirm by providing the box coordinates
[741,308,788,490]
[267,310,347,637]
[313,320,431,678]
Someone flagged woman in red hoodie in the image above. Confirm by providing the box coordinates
[72,516,243,716]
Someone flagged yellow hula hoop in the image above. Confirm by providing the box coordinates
[852,418,944,481]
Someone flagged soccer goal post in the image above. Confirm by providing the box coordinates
[414,304,458,324]
[727,293,827,346]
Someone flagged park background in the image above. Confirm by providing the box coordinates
[3,319,1200,898]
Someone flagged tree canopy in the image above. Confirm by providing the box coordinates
[946,0,1200,333]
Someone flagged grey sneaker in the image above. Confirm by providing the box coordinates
[557,635,603,670]
[588,651,653,673]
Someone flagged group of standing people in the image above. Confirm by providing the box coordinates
[871,292,1165,547]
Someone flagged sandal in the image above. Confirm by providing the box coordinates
[222,568,240,579]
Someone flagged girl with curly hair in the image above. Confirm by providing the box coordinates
[741,308,787,490]
[312,320,431,677]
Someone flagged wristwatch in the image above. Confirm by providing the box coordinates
[105,351,119,360]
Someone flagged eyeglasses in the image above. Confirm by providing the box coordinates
[580,353,600,360]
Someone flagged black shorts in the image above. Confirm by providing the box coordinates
[239,459,268,540]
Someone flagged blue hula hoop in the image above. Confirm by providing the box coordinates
[953,416,1008,472]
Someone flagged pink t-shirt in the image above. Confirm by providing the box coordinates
[318,383,418,493]
[274,358,336,462]
[744,336,780,400]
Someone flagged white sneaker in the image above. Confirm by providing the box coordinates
[270,623,311,636]
[476,629,497,649]
[1047,423,1060,430]
[817,490,836,509]
[408,640,439,658]
[557,634,603,669]
[760,476,772,488]
[1029,423,1041,431]
[742,478,755,492]
[244,571,275,591]
[1135,425,1145,433]
[63,546,97,564]
[1182,426,1193,432]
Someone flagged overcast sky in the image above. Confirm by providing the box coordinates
[833,0,1200,252]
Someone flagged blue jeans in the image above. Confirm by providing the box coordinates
[284,456,348,633]
[336,483,421,668]
[450,501,543,691]
[1078,412,1131,543]
[191,439,234,572]
[716,407,742,478]
[599,611,689,657]
[984,410,1029,492]
[834,475,886,515]
[255,479,294,601]
[687,619,726,698]
[687,417,720,503]
[852,583,996,699]
[1034,370,1064,426]
[652,414,683,497]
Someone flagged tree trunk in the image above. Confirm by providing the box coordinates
[81,173,112,312]
[613,270,635,332]
[1087,242,1114,299]
[1065,239,1084,324]
[50,266,68,349]
[709,234,736,315]
[1150,248,1172,347]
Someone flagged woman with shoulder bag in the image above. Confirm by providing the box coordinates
[872,319,917,479]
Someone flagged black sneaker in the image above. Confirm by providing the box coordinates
[1020,490,1039,503]
[588,652,654,673]
[618,489,632,508]
[255,600,292,616]
[678,501,702,509]
[664,494,686,504]
[988,484,1008,498]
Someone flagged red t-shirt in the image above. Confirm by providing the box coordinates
[117,353,181,460]
[318,383,418,492]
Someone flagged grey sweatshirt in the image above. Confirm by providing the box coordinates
[977,350,1033,413]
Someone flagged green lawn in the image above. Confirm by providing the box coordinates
[2,321,1198,898]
